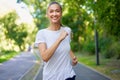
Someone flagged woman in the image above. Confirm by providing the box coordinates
[35,1,78,80]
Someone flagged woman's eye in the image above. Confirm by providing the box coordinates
[56,10,60,12]
[50,10,53,13]
[56,9,61,12]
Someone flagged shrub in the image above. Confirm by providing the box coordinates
[2,50,16,54]
[102,42,120,59]
[108,42,120,59]
[82,40,95,55]
[99,36,114,58]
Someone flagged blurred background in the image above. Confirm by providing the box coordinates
[0,0,120,80]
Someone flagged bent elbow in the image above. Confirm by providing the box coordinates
[42,56,49,62]
[42,58,49,62]
[41,52,50,62]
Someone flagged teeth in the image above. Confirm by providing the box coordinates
[53,17,57,18]
[52,17,57,19]
[53,18,57,20]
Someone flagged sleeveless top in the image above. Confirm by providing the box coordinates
[35,26,75,80]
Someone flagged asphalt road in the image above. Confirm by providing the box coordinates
[0,51,111,80]
[0,52,36,80]
[35,63,111,80]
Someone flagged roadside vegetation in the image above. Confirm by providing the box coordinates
[76,52,120,80]
[0,50,19,63]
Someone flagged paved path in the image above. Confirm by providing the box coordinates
[0,52,36,80]
[35,63,111,80]
[0,51,111,80]
[73,63,111,80]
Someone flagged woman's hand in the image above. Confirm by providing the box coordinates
[58,30,68,41]
[70,50,78,66]
[72,56,78,66]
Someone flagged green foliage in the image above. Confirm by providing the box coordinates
[82,40,95,55]
[0,50,18,63]
[23,0,49,29]
[21,0,119,59]
[1,50,16,54]
[103,49,115,59]
[0,12,28,51]
[105,42,120,59]
[99,37,113,53]
[99,37,113,58]
[13,23,28,50]
[93,0,120,40]
[99,36,120,59]
[70,41,80,52]
[23,0,85,51]
[112,42,120,59]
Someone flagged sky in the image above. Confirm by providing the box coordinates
[0,0,33,23]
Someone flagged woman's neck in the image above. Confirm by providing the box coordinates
[48,23,61,31]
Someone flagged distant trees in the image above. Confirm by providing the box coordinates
[0,0,119,59]
[0,12,27,51]
[0,11,36,51]
[22,0,120,59]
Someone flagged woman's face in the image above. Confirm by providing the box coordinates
[47,4,62,24]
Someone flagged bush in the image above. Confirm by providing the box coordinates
[0,50,18,63]
[99,37,112,53]
[82,40,95,55]
[99,37,120,59]
[108,42,120,59]
[103,42,120,59]
[99,36,113,58]
[102,49,115,59]
[2,50,16,54]
[71,42,80,52]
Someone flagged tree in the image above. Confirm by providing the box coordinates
[92,0,120,40]
[0,12,28,51]
[22,0,120,57]
[22,0,93,51]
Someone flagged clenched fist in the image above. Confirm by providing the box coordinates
[58,30,68,41]
[72,56,78,66]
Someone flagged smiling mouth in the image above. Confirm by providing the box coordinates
[52,17,58,20]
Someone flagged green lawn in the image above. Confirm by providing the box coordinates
[75,52,120,80]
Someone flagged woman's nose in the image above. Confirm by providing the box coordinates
[53,11,57,16]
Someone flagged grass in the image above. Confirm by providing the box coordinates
[75,52,120,80]
[0,50,19,63]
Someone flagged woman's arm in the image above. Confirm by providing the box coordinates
[70,50,78,66]
[38,30,68,62]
